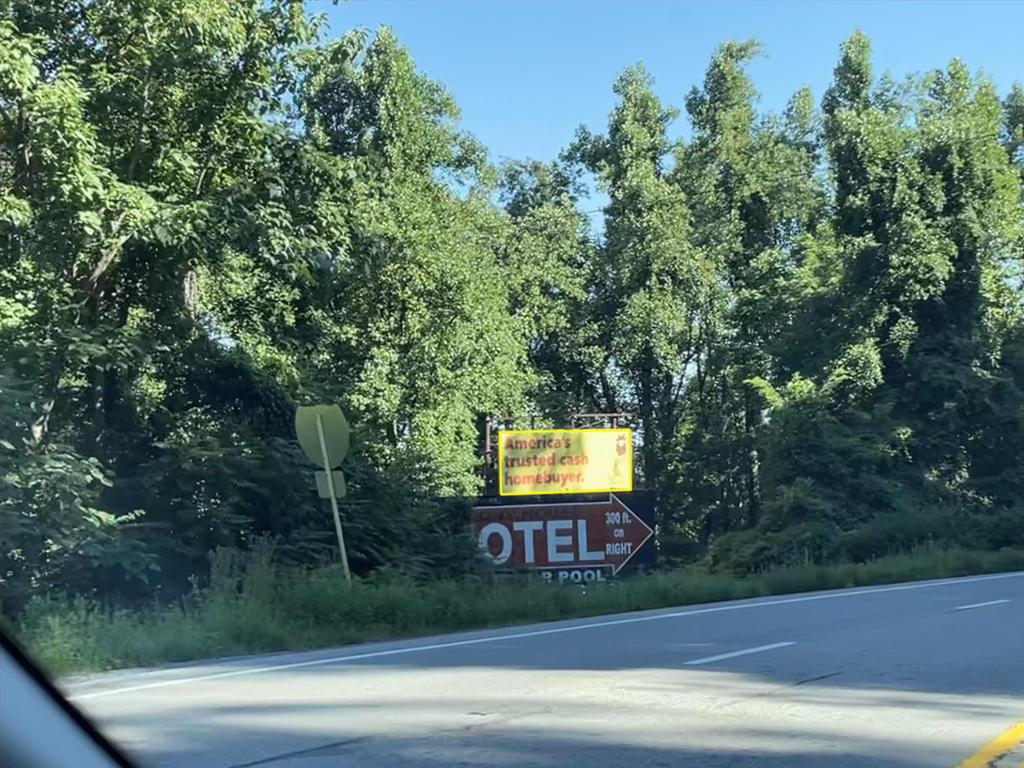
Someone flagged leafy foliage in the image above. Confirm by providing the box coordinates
[1,3,1022,608]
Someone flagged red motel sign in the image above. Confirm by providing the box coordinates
[472,494,653,575]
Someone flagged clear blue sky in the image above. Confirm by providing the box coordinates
[321,0,1023,166]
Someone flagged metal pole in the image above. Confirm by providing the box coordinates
[485,418,493,494]
[316,412,352,586]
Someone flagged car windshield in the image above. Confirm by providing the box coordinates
[2,2,1023,767]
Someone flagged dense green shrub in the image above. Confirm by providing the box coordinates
[10,545,1024,677]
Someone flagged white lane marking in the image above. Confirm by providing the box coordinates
[952,599,1010,611]
[68,570,1024,701]
[684,641,796,666]
[671,643,717,647]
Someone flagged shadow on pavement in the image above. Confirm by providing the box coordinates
[218,729,941,768]
[93,674,1009,768]
[69,577,1023,768]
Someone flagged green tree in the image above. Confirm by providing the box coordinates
[572,66,713,523]
[4,5,1024,601]
[675,42,825,539]
[292,28,531,496]
[498,160,602,421]
[903,60,1023,501]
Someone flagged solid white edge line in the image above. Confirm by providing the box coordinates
[68,570,1024,701]
[952,599,1011,611]
[683,641,797,666]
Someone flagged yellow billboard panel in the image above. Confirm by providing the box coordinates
[498,429,633,496]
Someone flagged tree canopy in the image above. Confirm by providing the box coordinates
[2,2,1022,606]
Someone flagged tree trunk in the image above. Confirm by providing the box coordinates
[743,387,761,527]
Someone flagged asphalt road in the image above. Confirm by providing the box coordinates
[62,572,1024,768]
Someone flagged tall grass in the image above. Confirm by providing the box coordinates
[9,544,1024,678]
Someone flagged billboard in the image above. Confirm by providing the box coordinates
[472,491,655,578]
[498,428,633,496]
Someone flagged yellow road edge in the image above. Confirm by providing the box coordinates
[955,721,1024,768]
